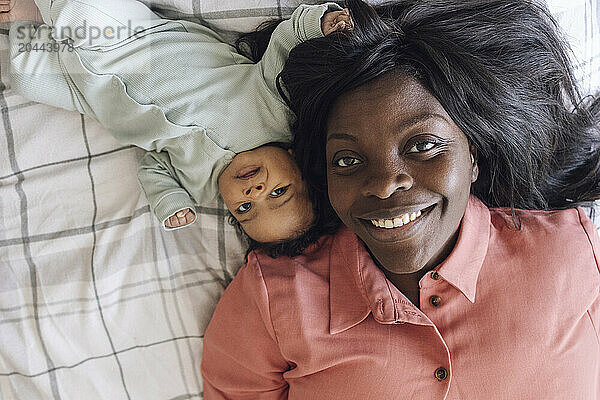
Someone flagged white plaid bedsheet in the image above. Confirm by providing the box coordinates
[0,1,598,399]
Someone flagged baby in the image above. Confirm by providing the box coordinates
[8,0,352,246]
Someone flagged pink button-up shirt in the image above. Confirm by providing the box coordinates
[201,196,600,399]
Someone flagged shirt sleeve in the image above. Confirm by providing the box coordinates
[137,150,197,231]
[257,2,343,97]
[578,208,600,344]
[8,23,84,113]
[201,252,290,399]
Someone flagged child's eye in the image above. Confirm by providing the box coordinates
[236,202,252,213]
[407,140,436,153]
[270,185,289,197]
[336,156,361,167]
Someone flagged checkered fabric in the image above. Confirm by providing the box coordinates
[0,1,599,399]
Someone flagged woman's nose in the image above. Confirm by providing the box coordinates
[361,166,413,199]
[244,183,266,198]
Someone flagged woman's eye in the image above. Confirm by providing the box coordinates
[407,141,436,153]
[236,202,252,213]
[336,156,361,167]
[270,185,289,197]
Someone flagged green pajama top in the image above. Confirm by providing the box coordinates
[8,0,340,229]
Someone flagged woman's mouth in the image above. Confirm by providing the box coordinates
[357,204,436,242]
[235,166,260,179]
[370,210,422,229]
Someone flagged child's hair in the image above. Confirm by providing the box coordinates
[278,0,600,231]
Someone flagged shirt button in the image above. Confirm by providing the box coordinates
[434,367,448,381]
[431,271,440,280]
[430,295,442,307]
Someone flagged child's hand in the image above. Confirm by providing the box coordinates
[0,1,11,13]
[165,208,196,229]
[322,8,353,36]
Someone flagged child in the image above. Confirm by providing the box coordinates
[8,0,352,246]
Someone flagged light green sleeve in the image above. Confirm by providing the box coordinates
[257,2,343,96]
[137,151,197,231]
[8,23,84,113]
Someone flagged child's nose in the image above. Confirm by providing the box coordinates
[244,184,265,197]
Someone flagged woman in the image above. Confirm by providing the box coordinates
[201,0,600,398]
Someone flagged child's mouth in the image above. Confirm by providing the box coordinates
[236,166,260,179]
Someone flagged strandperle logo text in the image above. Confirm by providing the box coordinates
[14,20,148,46]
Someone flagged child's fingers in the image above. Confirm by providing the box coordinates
[174,209,187,226]
[185,210,196,224]
[335,14,352,24]
[165,209,195,228]
[335,15,353,29]
[176,209,187,218]
[324,10,346,25]
[322,9,354,35]
[332,20,350,32]
[327,12,353,33]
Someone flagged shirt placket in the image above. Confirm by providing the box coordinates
[414,269,454,399]
[380,284,453,399]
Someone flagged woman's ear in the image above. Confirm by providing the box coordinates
[470,147,479,183]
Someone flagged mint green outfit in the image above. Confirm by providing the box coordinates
[8,0,340,229]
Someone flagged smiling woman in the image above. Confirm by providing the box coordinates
[325,74,477,304]
[201,0,600,398]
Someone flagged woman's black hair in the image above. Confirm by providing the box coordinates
[235,19,283,62]
[278,0,600,229]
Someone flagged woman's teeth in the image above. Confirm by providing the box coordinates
[370,210,422,229]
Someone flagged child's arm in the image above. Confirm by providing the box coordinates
[257,3,352,97]
[9,23,84,113]
[137,151,197,230]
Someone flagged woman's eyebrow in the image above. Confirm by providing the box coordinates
[327,113,449,143]
[327,133,358,142]
[398,113,449,130]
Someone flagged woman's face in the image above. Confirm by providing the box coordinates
[326,73,478,274]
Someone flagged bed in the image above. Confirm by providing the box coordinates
[0,0,598,399]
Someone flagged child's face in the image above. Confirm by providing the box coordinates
[218,145,314,243]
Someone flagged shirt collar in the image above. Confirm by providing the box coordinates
[434,195,490,303]
[329,195,490,335]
